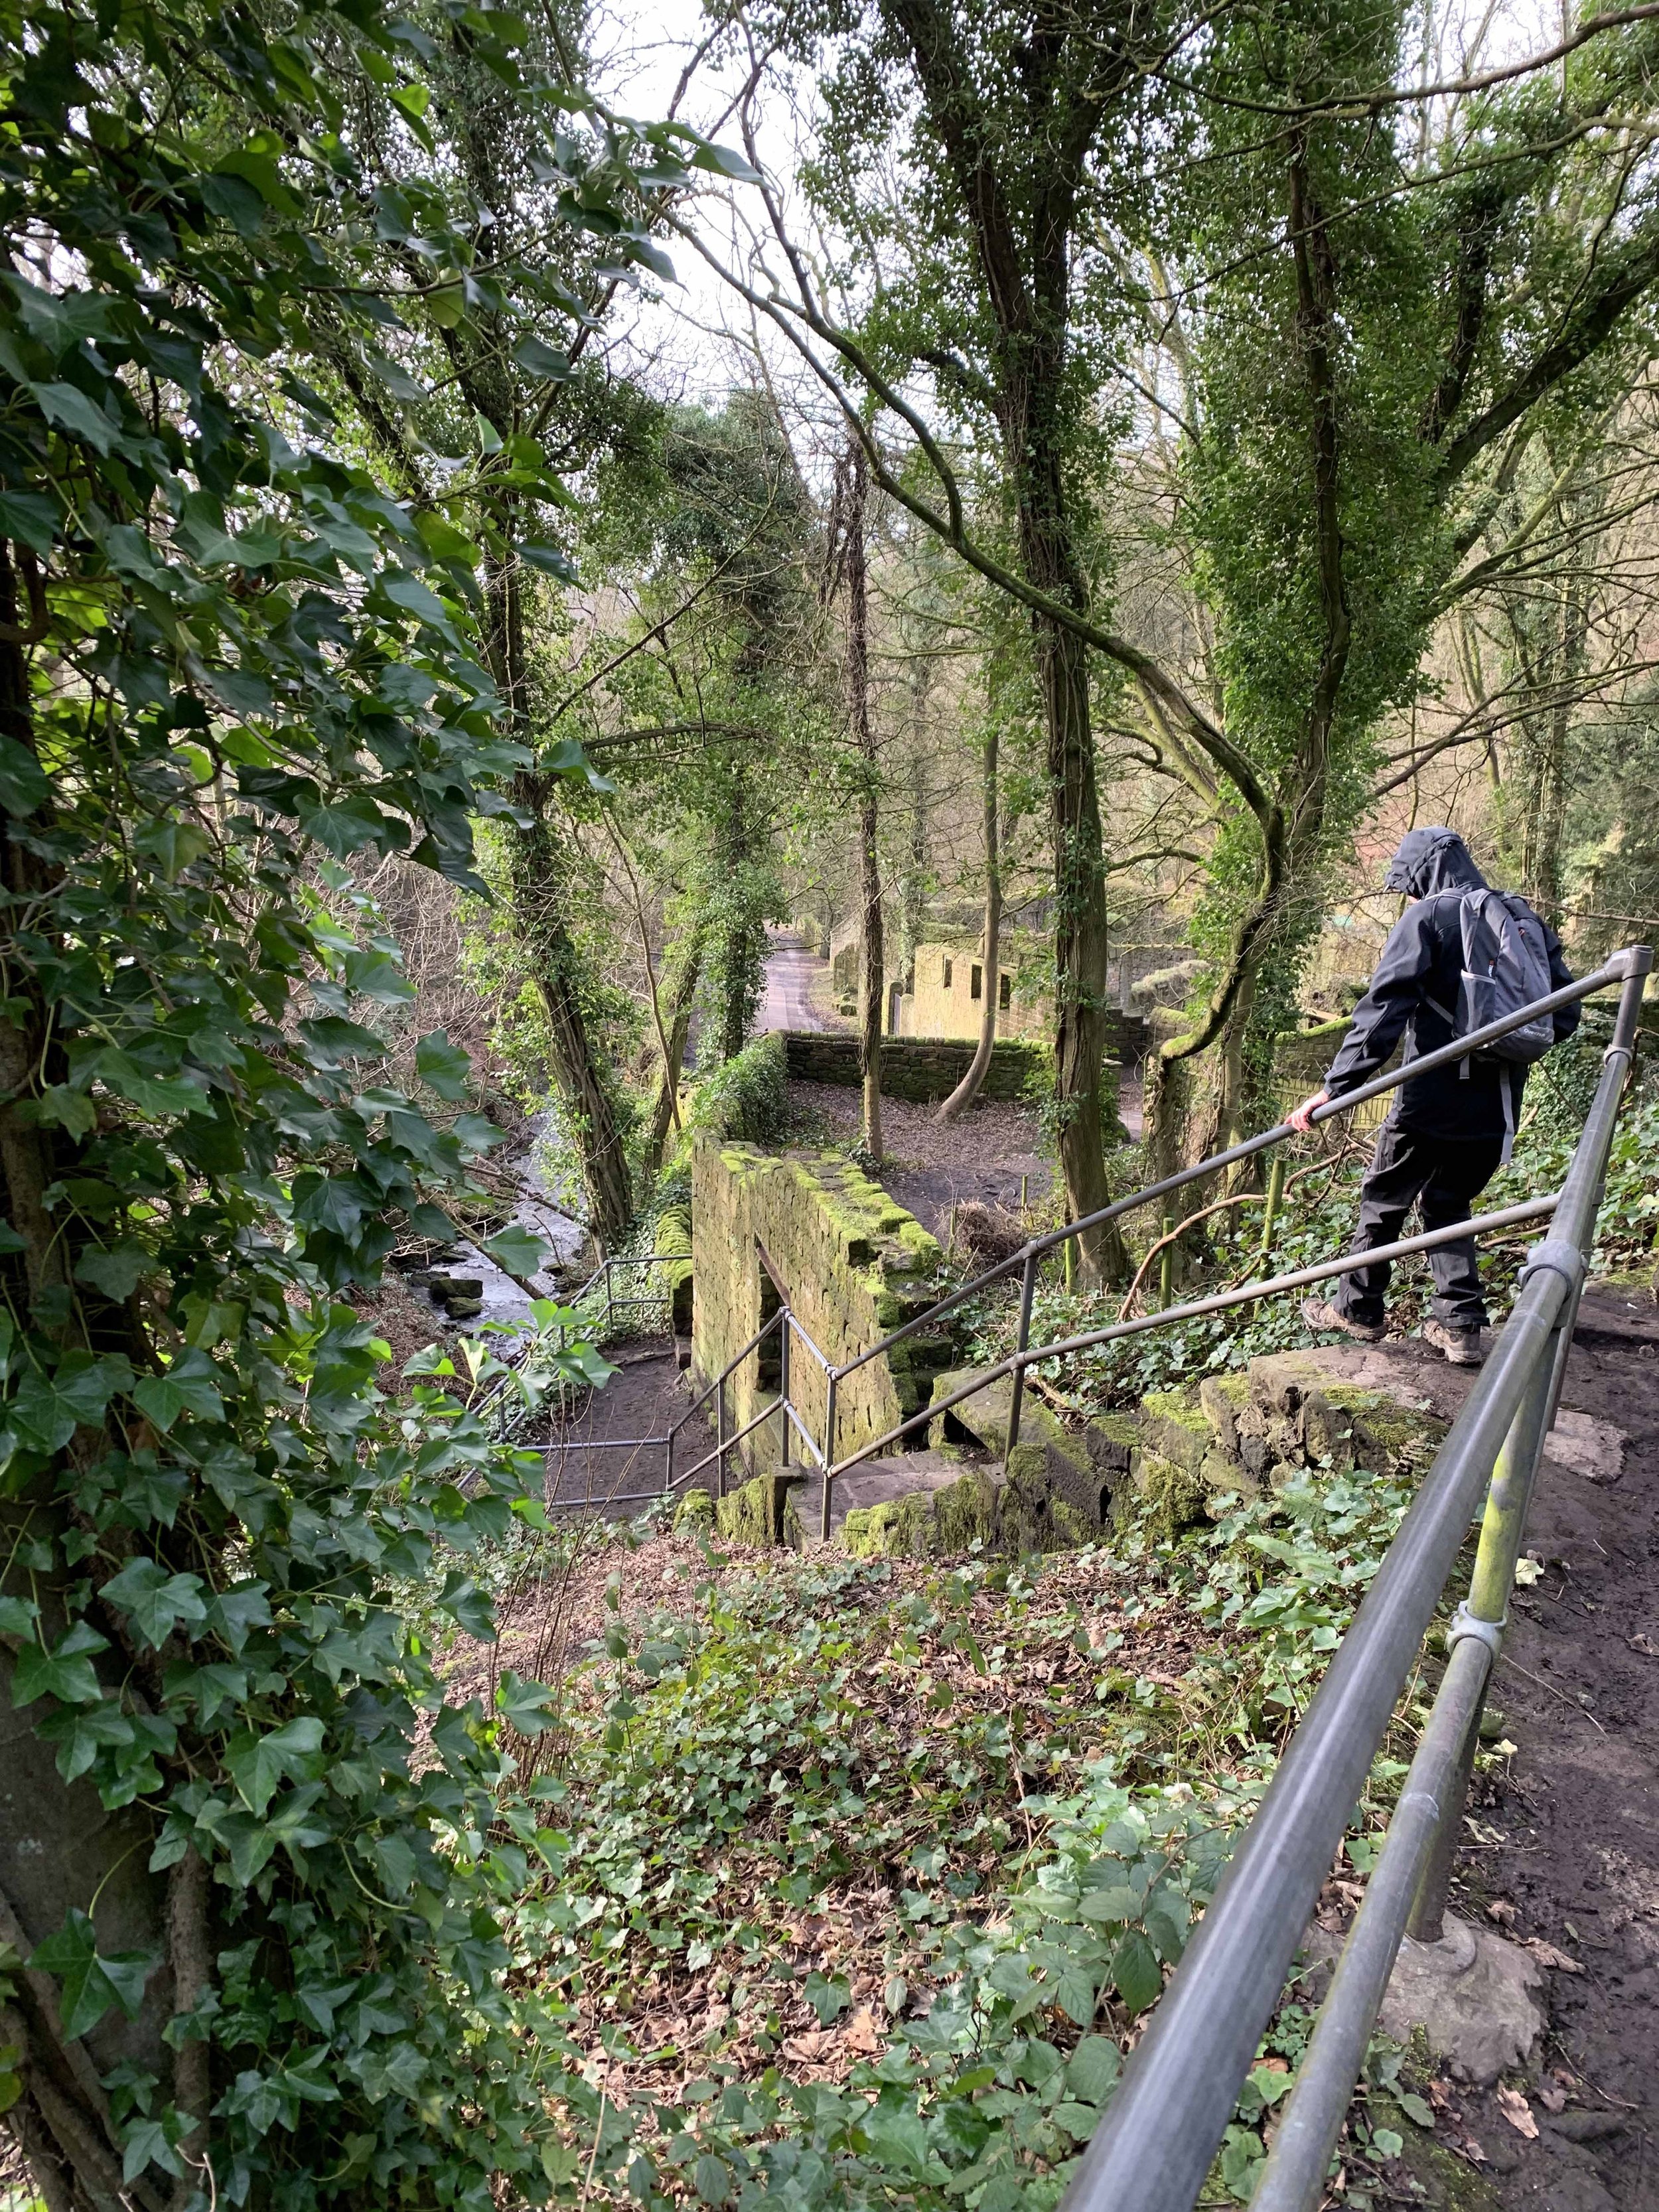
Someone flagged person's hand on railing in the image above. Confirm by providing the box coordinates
[1288,1088,1329,1134]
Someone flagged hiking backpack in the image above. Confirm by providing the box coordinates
[1423,887,1558,1158]
[1451,889,1557,1065]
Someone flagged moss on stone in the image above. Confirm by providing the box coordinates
[672,1485,713,1535]
[1129,1450,1212,1542]
[715,1472,792,1546]
[1139,1390,1213,1474]
[1198,1372,1250,1456]
[842,1499,904,1559]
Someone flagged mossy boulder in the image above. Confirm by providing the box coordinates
[1127,1451,1212,1542]
[1198,1372,1250,1457]
[926,1370,1130,1538]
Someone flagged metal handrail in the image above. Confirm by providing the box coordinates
[814,1195,1559,1487]
[1059,944,1652,2212]
[829,952,1630,1385]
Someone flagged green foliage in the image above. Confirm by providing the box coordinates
[678,1033,790,1152]
[0,0,751,2196]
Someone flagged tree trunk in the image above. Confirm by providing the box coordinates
[505,796,632,1249]
[1033,606,1126,1283]
[844,442,885,1161]
[936,720,1001,1123]
[640,923,705,1182]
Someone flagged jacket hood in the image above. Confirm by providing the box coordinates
[1382,826,1488,899]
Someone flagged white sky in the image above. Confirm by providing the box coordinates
[583,0,1571,428]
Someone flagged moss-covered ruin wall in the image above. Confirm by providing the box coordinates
[689,1137,952,1475]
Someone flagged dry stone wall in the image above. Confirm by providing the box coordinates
[781,1027,1150,1100]
[689,1137,954,1476]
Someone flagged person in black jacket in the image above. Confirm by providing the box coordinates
[1288,826,1578,1365]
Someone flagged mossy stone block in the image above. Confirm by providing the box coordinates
[1130,1450,1211,1542]
[1198,1373,1250,1459]
[715,1472,792,1546]
[1139,1390,1212,1475]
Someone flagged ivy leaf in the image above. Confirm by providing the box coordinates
[74,1243,153,1299]
[100,1558,210,1649]
[10,1353,132,1451]
[226,1716,327,1816]
[132,1349,224,1434]
[29,380,120,454]
[437,1572,496,1642]
[121,2114,183,2182]
[481,1224,550,1278]
[30,1909,155,2037]
[495,1669,555,1735]
[0,1594,38,1637]
[11,1621,109,1708]
[802,1971,849,2026]
[34,1083,96,1138]
[0,488,59,559]
[0,734,49,814]
[414,1030,472,1100]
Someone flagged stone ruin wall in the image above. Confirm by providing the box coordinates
[688,1136,950,1478]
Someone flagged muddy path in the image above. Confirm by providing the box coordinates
[1317,1285,1658,2207]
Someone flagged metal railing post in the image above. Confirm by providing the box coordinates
[1406,1315,1569,1943]
[1251,1633,1495,2212]
[715,1374,726,1499]
[820,1372,839,1544]
[1003,1249,1038,1470]
[777,1311,792,1473]
[1059,947,1649,2212]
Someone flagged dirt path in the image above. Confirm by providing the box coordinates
[1310,1287,1659,2206]
[758,932,839,1033]
[543,1337,692,1512]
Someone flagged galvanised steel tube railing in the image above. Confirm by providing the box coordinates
[829,954,1629,1391]
[816,1195,1560,1485]
[1058,945,1650,2212]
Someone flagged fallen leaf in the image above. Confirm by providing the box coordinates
[1523,1939,1583,1973]
[1513,1556,1544,1587]
[782,2030,831,2063]
[1487,1899,1517,1927]
[1461,2136,1487,2164]
[1537,2087,1568,2113]
[1428,2079,1455,2112]
[1497,2087,1539,2140]
[1256,2055,1289,2074]
[841,2006,879,2055]
[1628,1633,1658,1657]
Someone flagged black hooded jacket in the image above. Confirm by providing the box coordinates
[1321,828,1578,1141]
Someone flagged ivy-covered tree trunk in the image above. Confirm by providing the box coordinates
[0,604,180,2212]
[506,796,633,1248]
[936,721,1001,1123]
[843,442,886,1161]
[640,921,707,1181]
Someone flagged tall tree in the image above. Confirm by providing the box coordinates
[692,0,1659,1197]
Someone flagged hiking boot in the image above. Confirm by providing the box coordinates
[1301,1297,1384,1345]
[1423,1319,1485,1367]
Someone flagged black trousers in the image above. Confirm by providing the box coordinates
[1331,1118,1504,1331]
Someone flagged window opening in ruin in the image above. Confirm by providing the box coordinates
[942,958,953,989]
[970,963,983,1001]
[999,972,1012,1011]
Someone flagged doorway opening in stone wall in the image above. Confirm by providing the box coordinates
[756,1242,785,1394]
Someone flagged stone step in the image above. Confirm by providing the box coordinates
[788,1448,967,1544]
